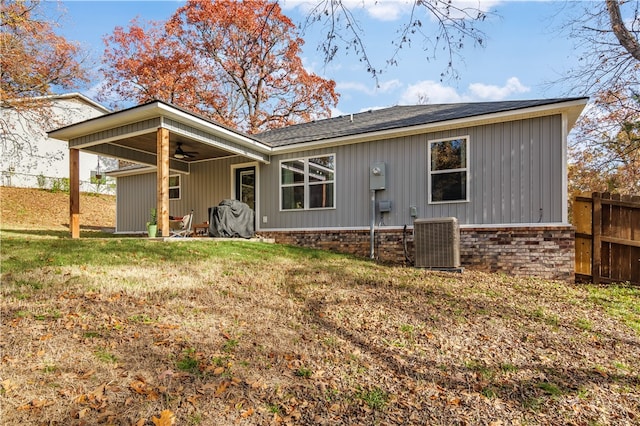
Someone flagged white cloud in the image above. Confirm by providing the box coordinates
[468,77,530,100]
[365,2,407,22]
[281,0,411,22]
[336,79,402,96]
[336,81,373,95]
[377,79,403,93]
[330,107,345,118]
[399,77,530,104]
[399,80,464,104]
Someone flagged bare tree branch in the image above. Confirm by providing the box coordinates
[300,0,489,82]
[607,0,640,61]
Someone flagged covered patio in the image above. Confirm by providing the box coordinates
[48,101,271,238]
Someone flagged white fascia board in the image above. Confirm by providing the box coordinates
[48,102,167,140]
[154,103,271,154]
[106,165,190,177]
[106,166,156,177]
[270,98,589,154]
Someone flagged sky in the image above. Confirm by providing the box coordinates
[45,0,589,116]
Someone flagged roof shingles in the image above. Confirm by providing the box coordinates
[255,98,586,147]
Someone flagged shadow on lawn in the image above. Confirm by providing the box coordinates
[6,253,636,425]
[282,265,640,420]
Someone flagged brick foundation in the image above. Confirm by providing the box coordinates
[259,225,575,282]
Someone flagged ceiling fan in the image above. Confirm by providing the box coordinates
[174,142,198,159]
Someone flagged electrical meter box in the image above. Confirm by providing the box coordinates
[369,162,386,190]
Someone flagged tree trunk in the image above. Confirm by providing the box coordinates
[606,0,640,61]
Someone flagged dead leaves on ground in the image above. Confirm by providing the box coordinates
[151,409,175,426]
[2,261,639,425]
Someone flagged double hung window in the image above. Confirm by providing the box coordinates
[169,175,181,200]
[428,137,469,203]
[281,154,335,210]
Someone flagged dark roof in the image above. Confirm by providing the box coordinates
[254,98,587,147]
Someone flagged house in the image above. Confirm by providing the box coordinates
[1,93,111,192]
[48,97,588,281]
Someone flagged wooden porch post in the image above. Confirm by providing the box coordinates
[69,148,80,238]
[157,127,170,237]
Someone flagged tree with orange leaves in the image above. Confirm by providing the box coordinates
[1,0,88,163]
[569,89,640,197]
[101,0,338,134]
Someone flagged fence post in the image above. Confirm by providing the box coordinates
[592,192,602,284]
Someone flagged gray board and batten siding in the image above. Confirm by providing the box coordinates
[115,114,563,233]
[259,114,564,230]
[116,156,252,233]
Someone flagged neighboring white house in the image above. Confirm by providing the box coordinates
[1,93,112,193]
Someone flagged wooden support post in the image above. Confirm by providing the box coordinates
[157,127,170,237]
[69,148,80,238]
[592,192,602,284]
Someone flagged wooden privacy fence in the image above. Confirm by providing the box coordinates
[574,192,640,285]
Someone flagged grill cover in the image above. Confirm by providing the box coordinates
[208,199,255,238]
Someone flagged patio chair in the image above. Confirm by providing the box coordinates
[169,210,193,238]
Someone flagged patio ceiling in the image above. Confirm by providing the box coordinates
[80,130,242,173]
[101,132,234,161]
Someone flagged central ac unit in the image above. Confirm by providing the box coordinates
[414,217,461,268]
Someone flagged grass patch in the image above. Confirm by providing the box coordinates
[500,363,518,373]
[586,284,640,333]
[355,387,389,410]
[531,307,559,328]
[536,381,563,397]
[575,317,593,331]
[95,348,117,363]
[465,359,494,380]
[223,339,239,353]
[266,403,281,414]
[295,367,313,378]
[128,314,154,324]
[42,362,58,373]
[177,348,200,374]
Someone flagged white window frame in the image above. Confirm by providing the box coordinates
[279,153,336,211]
[428,136,470,204]
[169,174,181,200]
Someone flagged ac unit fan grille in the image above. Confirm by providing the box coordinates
[414,217,461,268]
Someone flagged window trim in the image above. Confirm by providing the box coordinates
[279,153,336,211]
[169,174,181,200]
[427,136,470,204]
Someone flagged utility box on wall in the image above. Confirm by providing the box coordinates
[369,162,386,190]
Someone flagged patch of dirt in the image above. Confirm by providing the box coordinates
[1,186,115,230]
